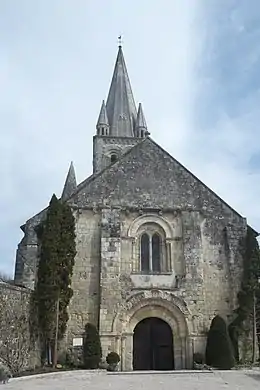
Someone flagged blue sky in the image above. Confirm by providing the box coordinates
[1,0,260,276]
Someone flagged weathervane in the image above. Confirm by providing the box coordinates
[118,35,123,47]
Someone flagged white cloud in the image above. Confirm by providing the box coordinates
[0,0,260,274]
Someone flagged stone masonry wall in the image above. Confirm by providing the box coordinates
[93,135,141,173]
[14,136,248,364]
[99,208,122,357]
[67,209,101,342]
[0,282,40,373]
[95,206,246,359]
[71,138,247,355]
[14,209,46,290]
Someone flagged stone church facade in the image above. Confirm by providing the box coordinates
[14,45,250,370]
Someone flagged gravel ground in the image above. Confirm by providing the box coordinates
[5,370,260,390]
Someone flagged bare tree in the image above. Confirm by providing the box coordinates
[0,272,13,283]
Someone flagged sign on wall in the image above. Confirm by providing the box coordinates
[73,337,83,347]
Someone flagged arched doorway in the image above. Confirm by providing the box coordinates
[133,317,174,370]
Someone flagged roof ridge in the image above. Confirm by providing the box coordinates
[67,139,147,200]
[146,138,246,221]
[70,136,247,222]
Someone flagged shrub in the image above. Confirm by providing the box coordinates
[206,315,235,369]
[0,363,12,384]
[193,352,204,364]
[106,352,120,372]
[83,323,102,369]
[106,352,120,365]
[57,350,75,368]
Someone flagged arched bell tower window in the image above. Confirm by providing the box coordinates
[111,153,118,163]
[140,232,162,273]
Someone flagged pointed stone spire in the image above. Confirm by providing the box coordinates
[61,161,77,201]
[96,100,109,136]
[135,103,149,138]
[106,45,137,137]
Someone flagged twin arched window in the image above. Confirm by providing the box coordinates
[140,232,161,273]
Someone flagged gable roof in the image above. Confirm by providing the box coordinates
[69,137,251,227]
[23,137,258,235]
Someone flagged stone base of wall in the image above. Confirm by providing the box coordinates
[0,282,41,374]
[99,332,202,371]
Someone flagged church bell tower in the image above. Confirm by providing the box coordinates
[93,45,150,174]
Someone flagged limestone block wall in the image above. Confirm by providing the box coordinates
[179,210,245,344]
[67,209,101,340]
[93,135,141,173]
[15,241,38,289]
[14,210,46,290]
[99,208,122,357]
[201,218,246,322]
[0,282,40,373]
[97,206,246,361]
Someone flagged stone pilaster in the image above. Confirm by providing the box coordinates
[182,211,203,284]
[99,208,122,336]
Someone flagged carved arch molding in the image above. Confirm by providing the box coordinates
[128,214,174,239]
[112,289,192,336]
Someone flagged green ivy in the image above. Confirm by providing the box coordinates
[229,226,260,361]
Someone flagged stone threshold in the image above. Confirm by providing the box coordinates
[108,370,214,375]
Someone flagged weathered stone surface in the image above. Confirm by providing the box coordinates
[72,138,245,226]
[12,46,252,371]
[93,135,141,173]
[0,282,40,373]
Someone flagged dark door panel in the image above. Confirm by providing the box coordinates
[133,317,174,370]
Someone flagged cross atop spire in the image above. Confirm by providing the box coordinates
[118,35,122,47]
[105,45,137,137]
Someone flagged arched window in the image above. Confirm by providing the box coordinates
[152,233,161,272]
[141,233,149,272]
[111,154,118,163]
[140,232,162,273]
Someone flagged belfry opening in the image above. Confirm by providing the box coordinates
[133,317,174,370]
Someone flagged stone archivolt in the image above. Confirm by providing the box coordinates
[112,289,192,337]
[128,214,175,240]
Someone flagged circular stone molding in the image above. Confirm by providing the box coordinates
[111,289,191,334]
[128,214,174,239]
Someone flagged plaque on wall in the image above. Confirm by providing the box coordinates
[73,337,83,347]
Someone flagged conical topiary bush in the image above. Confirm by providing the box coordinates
[83,323,102,369]
[206,315,235,369]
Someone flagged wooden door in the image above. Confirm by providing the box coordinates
[133,317,174,370]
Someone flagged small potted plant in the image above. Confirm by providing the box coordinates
[106,352,120,372]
